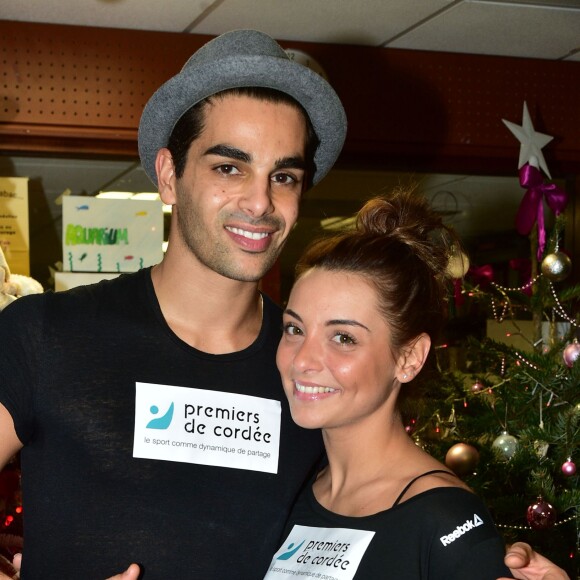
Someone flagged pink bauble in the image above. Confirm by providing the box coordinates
[563,342,580,368]
[526,497,556,530]
[562,460,577,476]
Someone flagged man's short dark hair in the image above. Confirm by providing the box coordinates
[166,87,319,190]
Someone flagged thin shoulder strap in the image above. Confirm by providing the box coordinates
[392,469,457,507]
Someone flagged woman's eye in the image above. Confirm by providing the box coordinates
[283,322,302,336]
[332,332,356,345]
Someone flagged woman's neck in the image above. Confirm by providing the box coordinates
[314,415,434,517]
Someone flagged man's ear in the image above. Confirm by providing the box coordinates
[155,148,177,206]
[397,333,431,383]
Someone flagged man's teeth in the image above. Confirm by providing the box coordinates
[227,227,269,240]
[295,383,336,394]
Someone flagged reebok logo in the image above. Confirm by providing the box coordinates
[440,514,483,546]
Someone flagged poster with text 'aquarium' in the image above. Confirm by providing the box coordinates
[62,196,163,272]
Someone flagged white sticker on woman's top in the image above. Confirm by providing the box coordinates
[264,525,375,579]
[133,382,281,473]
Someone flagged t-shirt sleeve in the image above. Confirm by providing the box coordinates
[426,489,514,579]
[449,536,514,580]
[0,294,45,443]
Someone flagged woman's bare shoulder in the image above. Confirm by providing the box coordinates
[397,467,471,504]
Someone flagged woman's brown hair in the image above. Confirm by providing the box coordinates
[295,187,464,354]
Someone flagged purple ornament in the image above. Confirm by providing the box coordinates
[563,341,580,368]
[562,460,576,476]
[526,497,556,530]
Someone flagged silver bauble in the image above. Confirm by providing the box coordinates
[492,431,518,461]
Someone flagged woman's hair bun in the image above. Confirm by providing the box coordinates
[355,187,462,282]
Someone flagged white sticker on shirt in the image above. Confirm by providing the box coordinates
[133,382,281,473]
[264,525,375,580]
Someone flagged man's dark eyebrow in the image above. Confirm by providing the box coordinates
[204,145,305,173]
[204,144,251,163]
[275,156,307,172]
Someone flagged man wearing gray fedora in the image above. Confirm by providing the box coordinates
[0,29,566,580]
[0,29,344,579]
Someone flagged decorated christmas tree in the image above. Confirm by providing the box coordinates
[403,103,579,577]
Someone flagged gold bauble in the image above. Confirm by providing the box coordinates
[445,443,480,476]
[446,250,470,279]
[541,252,572,282]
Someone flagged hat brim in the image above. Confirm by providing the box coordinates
[138,54,347,187]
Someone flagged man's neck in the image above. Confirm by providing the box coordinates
[150,258,264,354]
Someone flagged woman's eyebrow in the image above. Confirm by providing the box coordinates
[283,308,302,322]
[326,319,370,332]
[284,309,370,332]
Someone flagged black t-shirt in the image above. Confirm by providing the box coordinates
[265,484,514,579]
[0,269,323,579]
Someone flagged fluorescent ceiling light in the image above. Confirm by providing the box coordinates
[470,0,580,8]
[131,192,160,201]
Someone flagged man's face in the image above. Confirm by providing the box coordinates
[162,94,308,282]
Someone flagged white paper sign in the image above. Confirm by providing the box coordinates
[62,196,163,272]
[133,382,281,473]
[265,525,375,580]
[0,177,30,275]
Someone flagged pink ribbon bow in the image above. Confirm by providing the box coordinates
[453,265,494,307]
[515,164,568,261]
[468,264,494,288]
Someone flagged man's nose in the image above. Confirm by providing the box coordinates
[239,177,274,217]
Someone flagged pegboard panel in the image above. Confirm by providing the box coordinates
[0,21,579,173]
[383,50,580,149]
[2,38,141,127]
[294,40,580,173]
[0,21,212,154]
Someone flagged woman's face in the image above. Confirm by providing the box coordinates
[276,267,403,432]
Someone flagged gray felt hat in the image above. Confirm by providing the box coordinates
[138,29,347,187]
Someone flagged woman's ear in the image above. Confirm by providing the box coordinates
[397,333,431,383]
[155,148,177,206]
